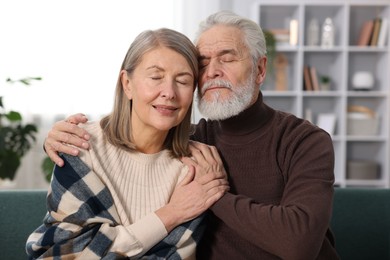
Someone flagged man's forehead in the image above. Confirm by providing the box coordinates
[196,25,245,54]
[197,39,235,51]
[196,38,246,57]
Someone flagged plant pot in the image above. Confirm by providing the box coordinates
[320,82,330,91]
[0,178,17,189]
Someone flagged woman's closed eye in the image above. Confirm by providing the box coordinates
[176,76,192,86]
[151,75,162,79]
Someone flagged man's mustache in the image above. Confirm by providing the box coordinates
[200,79,233,95]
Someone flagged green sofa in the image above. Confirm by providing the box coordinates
[0,190,47,260]
[1,188,389,259]
[331,188,390,259]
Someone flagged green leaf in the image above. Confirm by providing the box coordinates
[5,76,42,86]
[20,79,30,85]
[0,150,20,180]
[5,111,22,122]
[41,156,55,182]
[263,30,277,76]
[1,76,40,180]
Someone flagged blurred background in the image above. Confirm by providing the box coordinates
[0,0,221,189]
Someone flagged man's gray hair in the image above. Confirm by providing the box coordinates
[194,10,267,64]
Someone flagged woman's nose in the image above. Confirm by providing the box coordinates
[160,81,176,99]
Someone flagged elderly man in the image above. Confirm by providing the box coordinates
[43,11,339,259]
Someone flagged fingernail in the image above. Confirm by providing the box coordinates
[84,134,90,140]
[82,142,89,149]
[72,149,79,156]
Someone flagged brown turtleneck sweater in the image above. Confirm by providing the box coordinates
[192,93,339,260]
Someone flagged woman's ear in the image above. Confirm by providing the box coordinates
[256,56,267,85]
[121,70,132,100]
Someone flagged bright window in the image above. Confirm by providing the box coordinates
[0,0,179,118]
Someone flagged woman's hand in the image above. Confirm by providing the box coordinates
[156,165,229,232]
[45,113,90,166]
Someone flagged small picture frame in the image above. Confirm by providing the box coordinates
[317,113,336,135]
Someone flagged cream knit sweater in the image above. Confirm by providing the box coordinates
[78,121,193,257]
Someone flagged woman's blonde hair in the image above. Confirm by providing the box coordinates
[100,28,198,158]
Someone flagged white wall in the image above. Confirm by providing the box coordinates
[0,0,231,189]
[0,0,179,189]
[0,0,179,118]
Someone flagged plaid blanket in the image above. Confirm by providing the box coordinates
[26,154,205,259]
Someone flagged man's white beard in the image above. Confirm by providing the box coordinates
[196,72,256,120]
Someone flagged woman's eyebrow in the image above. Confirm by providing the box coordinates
[146,65,164,71]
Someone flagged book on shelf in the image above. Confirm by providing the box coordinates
[303,66,313,91]
[357,20,374,46]
[310,66,320,91]
[268,28,290,46]
[377,18,388,47]
[303,65,321,91]
[370,18,382,46]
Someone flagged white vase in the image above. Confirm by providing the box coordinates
[307,19,320,46]
[321,17,335,48]
[352,71,374,90]
[320,82,331,91]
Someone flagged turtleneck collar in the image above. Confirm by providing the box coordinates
[215,92,274,137]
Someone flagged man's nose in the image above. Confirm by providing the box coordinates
[205,59,223,79]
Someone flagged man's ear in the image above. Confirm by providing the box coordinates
[121,70,132,100]
[255,56,267,85]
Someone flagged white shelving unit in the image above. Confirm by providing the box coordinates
[228,0,390,188]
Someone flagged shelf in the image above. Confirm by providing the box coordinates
[345,179,387,187]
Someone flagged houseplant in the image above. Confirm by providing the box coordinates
[263,30,277,76]
[263,30,277,90]
[319,75,331,91]
[0,77,41,182]
[41,156,55,182]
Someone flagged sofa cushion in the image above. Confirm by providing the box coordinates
[0,190,47,259]
[331,188,390,260]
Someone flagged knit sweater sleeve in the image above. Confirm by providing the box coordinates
[210,126,335,259]
[26,153,167,259]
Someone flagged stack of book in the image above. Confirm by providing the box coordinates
[357,17,388,47]
[303,65,320,91]
[267,19,299,47]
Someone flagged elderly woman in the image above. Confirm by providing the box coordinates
[26,28,228,259]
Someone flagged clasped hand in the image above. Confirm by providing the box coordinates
[157,141,229,232]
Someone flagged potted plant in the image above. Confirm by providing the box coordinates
[0,77,41,184]
[319,75,331,91]
[263,30,277,77]
[262,30,280,90]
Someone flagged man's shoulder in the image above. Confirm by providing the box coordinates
[273,110,331,139]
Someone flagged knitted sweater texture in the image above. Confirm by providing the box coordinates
[27,122,203,259]
[193,94,339,260]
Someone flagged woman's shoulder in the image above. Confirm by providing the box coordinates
[77,121,107,166]
[80,121,102,135]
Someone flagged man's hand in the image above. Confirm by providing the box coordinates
[45,113,90,167]
[181,141,228,181]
